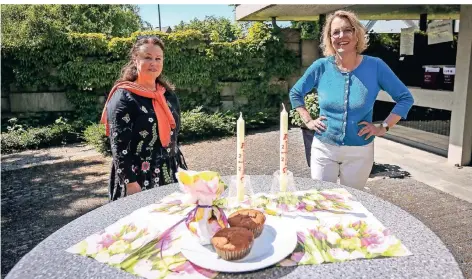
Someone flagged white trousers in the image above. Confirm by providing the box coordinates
[310,137,374,188]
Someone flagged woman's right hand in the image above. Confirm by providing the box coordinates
[306,116,327,134]
[126,182,142,195]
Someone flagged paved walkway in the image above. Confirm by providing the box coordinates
[374,136,472,203]
[1,143,98,172]
[1,128,471,278]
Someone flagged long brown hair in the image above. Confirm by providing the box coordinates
[116,36,175,91]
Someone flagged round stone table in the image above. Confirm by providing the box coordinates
[6,176,464,279]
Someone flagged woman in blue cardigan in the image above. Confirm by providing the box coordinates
[289,10,414,188]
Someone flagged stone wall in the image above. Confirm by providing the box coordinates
[280,29,320,90]
[9,92,75,112]
[1,28,321,118]
[215,28,321,110]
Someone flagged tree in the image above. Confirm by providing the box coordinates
[290,21,320,40]
[59,5,143,37]
[1,4,144,47]
[173,16,242,42]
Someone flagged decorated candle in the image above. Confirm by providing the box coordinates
[280,104,288,192]
[237,112,245,201]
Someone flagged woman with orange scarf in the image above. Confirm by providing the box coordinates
[101,35,187,201]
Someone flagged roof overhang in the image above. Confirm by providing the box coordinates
[235,4,461,21]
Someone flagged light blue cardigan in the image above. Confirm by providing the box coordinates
[289,55,414,146]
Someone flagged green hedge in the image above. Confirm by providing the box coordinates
[0,107,279,155]
[2,24,298,123]
[1,106,279,156]
[83,107,279,156]
[83,123,109,155]
[1,119,84,154]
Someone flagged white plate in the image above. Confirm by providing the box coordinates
[180,215,298,273]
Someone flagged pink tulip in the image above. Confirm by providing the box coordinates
[156,231,174,251]
[297,231,306,243]
[320,192,345,201]
[291,252,305,262]
[363,228,379,238]
[172,261,193,273]
[342,228,358,238]
[310,229,327,240]
[296,202,306,211]
[351,220,362,229]
[361,234,384,247]
[277,203,289,212]
[361,238,370,247]
[98,234,115,248]
[191,262,218,278]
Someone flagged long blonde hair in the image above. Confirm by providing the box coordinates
[320,10,369,56]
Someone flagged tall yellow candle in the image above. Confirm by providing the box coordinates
[236,112,245,201]
[280,103,288,192]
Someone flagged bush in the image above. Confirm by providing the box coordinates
[289,93,319,128]
[2,108,280,155]
[83,123,110,156]
[179,107,235,142]
[83,108,279,156]
[83,108,236,156]
[232,107,279,130]
[180,107,280,141]
[1,118,83,154]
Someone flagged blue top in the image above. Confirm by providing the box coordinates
[289,55,414,146]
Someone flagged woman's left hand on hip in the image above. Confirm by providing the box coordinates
[358,121,386,140]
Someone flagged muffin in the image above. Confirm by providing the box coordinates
[228,209,266,238]
[211,227,254,261]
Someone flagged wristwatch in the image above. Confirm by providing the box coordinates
[381,122,389,132]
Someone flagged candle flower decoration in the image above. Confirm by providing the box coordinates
[175,168,229,245]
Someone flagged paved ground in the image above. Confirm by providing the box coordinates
[2,127,471,278]
[374,135,472,203]
[1,143,98,172]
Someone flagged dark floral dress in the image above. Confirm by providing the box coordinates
[106,86,187,201]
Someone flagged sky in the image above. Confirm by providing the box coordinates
[138,4,236,29]
[138,4,410,33]
[137,4,459,33]
[138,4,293,30]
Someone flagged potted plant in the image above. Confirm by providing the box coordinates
[289,93,319,167]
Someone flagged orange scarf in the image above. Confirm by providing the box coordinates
[100,81,176,148]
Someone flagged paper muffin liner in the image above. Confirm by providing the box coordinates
[248,225,264,238]
[214,242,253,261]
[229,210,266,239]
